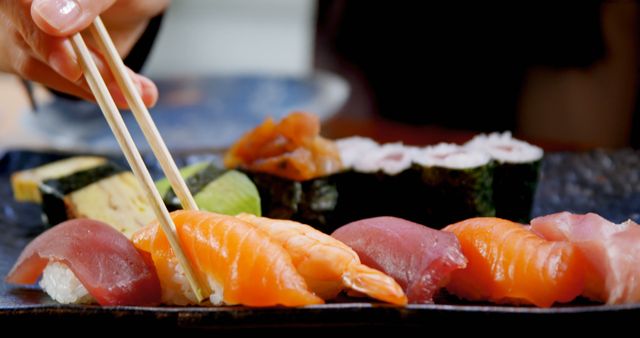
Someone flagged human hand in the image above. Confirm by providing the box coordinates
[0,0,170,108]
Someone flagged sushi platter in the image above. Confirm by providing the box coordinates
[1,144,640,329]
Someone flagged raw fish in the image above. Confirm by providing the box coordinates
[531,212,640,304]
[133,210,323,307]
[6,219,161,306]
[332,216,467,303]
[443,217,585,307]
[237,213,407,305]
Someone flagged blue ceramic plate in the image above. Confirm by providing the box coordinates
[23,72,348,153]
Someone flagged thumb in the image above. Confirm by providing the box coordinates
[31,0,116,37]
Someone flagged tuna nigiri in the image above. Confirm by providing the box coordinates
[443,217,585,307]
[132,210,323,307]
[531,212,640,304]
[6,219,161,306]
[332,216,467,303]
[224,111,343,181]
[236,213,407,305]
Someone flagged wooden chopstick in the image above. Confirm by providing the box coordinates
[89,17,199,212]
[69,27,207,302]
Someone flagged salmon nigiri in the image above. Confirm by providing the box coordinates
[443,217,585,307]
[532,212,640,304]
[236,213,407,305]
[132,210,323,307]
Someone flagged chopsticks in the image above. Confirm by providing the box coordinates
[69,18,207,302]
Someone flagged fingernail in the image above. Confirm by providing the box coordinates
[33,0,81,33]
[49,39,82,81]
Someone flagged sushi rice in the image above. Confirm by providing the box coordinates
[39,262,94,304]
[164,259,225,306]
[336,136,380,170]
[464,132,543,164]
[413,143,491,169]
[353,143,419,175]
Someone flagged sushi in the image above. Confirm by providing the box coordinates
[443,217,585,307]
[531,212,640,304]
[159,162,261,216]
[224,111,342,181]
[334,139,495,228]
[10,156,155,237]
[10,156,108,203]
[132,210,324,306]
[332,216,467,303]
[224,112,343,230]
[244,171,338,232]
[411,143,495,227]
[332,139,420,227]
[236,213,407,305]
[465,132,543,223]
[5,219,161,306]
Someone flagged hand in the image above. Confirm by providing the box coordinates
[0,0,170,108]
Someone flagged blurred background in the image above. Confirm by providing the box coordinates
[315,0,640,150]
[0,0,638,151]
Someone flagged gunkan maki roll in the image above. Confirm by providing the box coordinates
[465,132,543,223]
[223,112,343,232]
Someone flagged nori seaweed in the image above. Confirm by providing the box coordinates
[332,163,495,230]
[244,171,339,232]
[413,163,495,228]
[39,163,123,226]
[296,177,339,232]
[330,170,412,229]
[164,163,226,210]
[242,172,302,220]
[492,159,541,223]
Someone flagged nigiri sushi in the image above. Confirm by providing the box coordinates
[531,212,640,304]
[236,213,407,305]
[6,219,161,306]
[332,216,467,303]
[443,217,585,307]
[132,210,323,307]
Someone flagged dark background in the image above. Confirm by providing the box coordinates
[314,1,640,149]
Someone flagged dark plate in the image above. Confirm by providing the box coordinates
[1,149,640,331]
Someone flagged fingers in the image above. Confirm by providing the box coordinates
[5,2,82,81]
[11,47,94,102]
[107,70,159,108]
[2,1,159,108]
[31,0,117,37]
[11,43,158,109]
[138,75,159,108]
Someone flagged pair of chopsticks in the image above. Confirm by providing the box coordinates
[69,17,207,302]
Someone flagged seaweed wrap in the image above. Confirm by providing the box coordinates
[465,132,543,223]
[161,162,262,217]
[40,162,124,226]
[412,144,495,228]
[333,138,419,227]
[223,112,343,231]
[243,171,338,232]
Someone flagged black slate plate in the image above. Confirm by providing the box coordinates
[2,149,640,331]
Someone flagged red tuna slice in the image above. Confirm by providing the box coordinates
[5,219,161,306]
[531,212,640,304]
[332,216,467,303]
